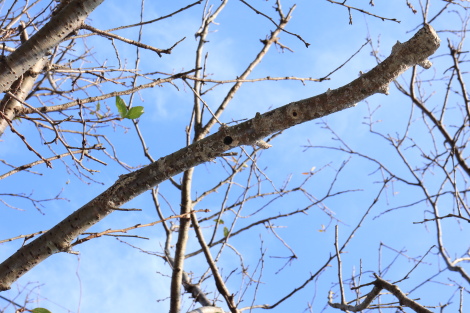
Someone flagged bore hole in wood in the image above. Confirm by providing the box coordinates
[224,136,233,145]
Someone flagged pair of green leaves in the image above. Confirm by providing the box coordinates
[115,96,144,120]
[214,219,229,237]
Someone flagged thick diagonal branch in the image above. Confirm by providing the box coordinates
[0,25,440,291]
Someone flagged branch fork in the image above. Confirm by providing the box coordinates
[0,25,440,293]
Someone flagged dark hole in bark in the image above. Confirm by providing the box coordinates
[224,136,233,145]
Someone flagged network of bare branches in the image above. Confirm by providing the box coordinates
[0,0,468,313]
[305,3,470,313]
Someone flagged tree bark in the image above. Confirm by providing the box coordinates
[0,0,104,135]
[0,24,440,291]
[169,168,195,313]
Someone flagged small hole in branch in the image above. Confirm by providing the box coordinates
[292,111,298,117]
[224,136,233,145]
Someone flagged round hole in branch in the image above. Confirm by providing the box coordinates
[224,136,233,145]
[292,111,298,117]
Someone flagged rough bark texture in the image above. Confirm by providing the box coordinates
[0,25,440,291]
[0,0,104,135]
[0,56,48,135]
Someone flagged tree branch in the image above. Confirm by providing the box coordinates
[0,24,440,291]
[0,0,103,92]
[191,211,239,313]
[329,274,433,313]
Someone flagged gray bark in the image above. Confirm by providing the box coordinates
[0,0,104,135]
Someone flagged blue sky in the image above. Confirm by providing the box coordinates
[1,0,468,312]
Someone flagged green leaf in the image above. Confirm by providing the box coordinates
[32,308,52,313]
[213,219,224,224]
[115,96,128,118]
[223,227,229,237]
[126,106,144,119]
[93,102,103,119]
